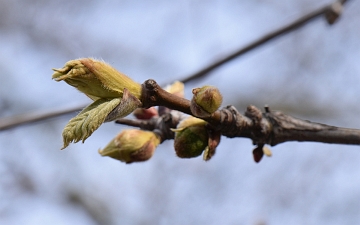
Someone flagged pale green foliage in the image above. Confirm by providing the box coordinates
[61,98,121,149]
[53,58,144,149]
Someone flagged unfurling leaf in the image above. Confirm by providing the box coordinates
[61,89,142,149]
[61,98,121,149]
[53,58,144,149]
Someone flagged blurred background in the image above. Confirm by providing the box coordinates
[1,0,360,224]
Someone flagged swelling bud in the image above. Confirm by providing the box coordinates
[52,58,142,100]
[190,86,222,117]
[172,117,208,158]
[133,107,158,120]
[99,129,160,163]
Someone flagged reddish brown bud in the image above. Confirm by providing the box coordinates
[203,129,221,161]
[252,146,264,163]
[133,107,158,120]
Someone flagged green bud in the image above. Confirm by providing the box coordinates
[190,86,223,117]
[52,58,142,100]
[99,129,160,163]
[173,117,208,158]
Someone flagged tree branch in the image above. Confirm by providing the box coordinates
[0,105,87,131]
[179,0,349,83]
[135,79,360,147]
[0,0,350,131]
[265,109,360,145]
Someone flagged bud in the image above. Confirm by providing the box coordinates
[172,117,208,158]
[52,59,143,149]
[252,146,264,163]
[252,145,271,163]
[52,58,142,100]
[133,107,158,120]
[203,129,221,161]
[173,116,207,131]
[263,146,272,157]
[190,86,223,117]
[99,129,160,163]
[324,1,343,25]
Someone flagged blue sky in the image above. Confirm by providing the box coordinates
[1,0,360,224]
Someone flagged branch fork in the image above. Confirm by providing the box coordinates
[128,79,360,151]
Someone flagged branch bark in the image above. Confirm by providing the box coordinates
[0,0,351,131]
[135,79,360,147]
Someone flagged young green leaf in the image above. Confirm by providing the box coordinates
[61,98,121,149]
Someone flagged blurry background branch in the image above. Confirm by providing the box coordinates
[179,0,347,84]
[0,104,87,131]
[0,0,349,131]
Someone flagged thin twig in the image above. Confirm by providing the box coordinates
[179,0,348,83]
[0,105,86,131]
[0,0,348,131]
[139,80,360,146]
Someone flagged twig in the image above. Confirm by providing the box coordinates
[0,105,86,131]
[137,79,360,147]
[117,112,183,142]
[179,0,348,83]
[0,0,349,131]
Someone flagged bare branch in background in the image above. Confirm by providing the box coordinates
[0,0,349,131]
[179,0,348,84]
[0,105,87,131]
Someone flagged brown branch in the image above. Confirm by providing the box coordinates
[0,0,349,131]
[140,80,360,147]
[179,0,349,84]
[0,105,87,131]
[116,112,182,142]
[141,79,192,115]
[266,110,360,145]
[115,118,152,129]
